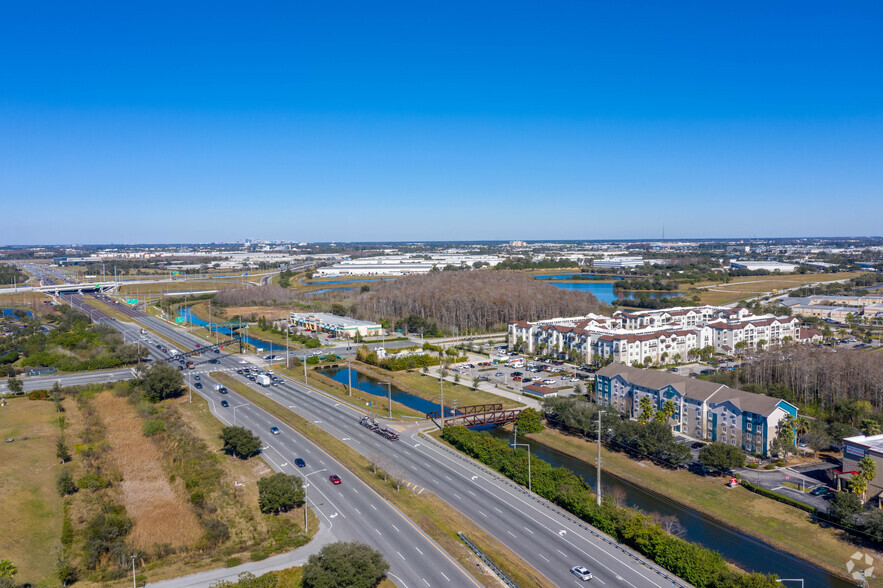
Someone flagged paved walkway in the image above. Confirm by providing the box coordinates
[148,525,336,587]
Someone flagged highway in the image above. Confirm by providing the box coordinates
[10,291,689,587]
[195,372,478,588]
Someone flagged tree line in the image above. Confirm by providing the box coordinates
[349,270,604,333]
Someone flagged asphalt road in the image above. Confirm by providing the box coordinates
[194,371,479,588]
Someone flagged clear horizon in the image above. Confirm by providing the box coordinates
[3,1,881,244]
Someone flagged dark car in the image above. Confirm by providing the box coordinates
[209,358,220,364]
[220,400,229,407]
[194,382,203,389]
[810,486,831,497]
[218,387,228,394]
[214,349,220,354]
[690,442,705,449]
[194,375,200,380]
[295,458,306,467]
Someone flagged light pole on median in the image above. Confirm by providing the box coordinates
[511,424,532,493]
[232,404,245,426]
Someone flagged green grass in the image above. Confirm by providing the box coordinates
[0,397,64,586]
[211,373,555,588]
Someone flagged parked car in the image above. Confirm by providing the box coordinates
[810,486,831,497]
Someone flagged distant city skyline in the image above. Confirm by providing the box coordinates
[2,1,881,243]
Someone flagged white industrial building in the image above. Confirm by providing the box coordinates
[729,261,798,272]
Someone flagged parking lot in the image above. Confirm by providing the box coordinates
[446,349,595,397]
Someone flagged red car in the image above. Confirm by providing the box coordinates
[329,475,342,485]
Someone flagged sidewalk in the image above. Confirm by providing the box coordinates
[148,524,336,587]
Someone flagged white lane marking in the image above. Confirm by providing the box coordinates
[398,551,405,560]
[539,554,549,562]
[422,579,430,587]
[453,493,462,500]
[467,490,476,496]
[440,572,450,582]
[494,506,502,513]
[370,504,377,511]
[524,527,534,534]
[415,546,423,555]
[507,530,516,537]
[354,508,361,515]
[375,528,382,536]
[478,511,487,518]
[392,524,400,532]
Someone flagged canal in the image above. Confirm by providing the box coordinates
[177,308,287,353]
[485,427,852,587]
[318,366,453,416]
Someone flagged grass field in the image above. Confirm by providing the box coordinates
[687,272,866,306]
[0,397,64,586]
[222,376,555,588]
[116,280,246,298]
[523,426,878,585]
[92,393,203,549]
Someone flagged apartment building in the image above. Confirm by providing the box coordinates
[509,305,805,366]
[595,364,797,455]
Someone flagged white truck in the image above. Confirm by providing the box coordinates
[257,374,272,387]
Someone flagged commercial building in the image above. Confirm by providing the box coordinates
[508,305,805,366]
[839,434,883,505]
[729,261,798,272]
[289,312,383,339]
[595,364,797,455]
[781,294,883,323]
[316,254,505,277]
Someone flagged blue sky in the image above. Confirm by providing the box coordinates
[2,1,881,244]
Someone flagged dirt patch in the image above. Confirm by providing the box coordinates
[92,393,202,549]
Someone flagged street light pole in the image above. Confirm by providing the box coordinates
[130,554,136,588]
[387,381,392,418]
[597,410,605,506]
[439,352,445,428]
[303,484,308,533]
[511,424,532,493]
[188,371,191,403]
[348,357,352,396]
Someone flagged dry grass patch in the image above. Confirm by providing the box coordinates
[0,398,63,585]
[92,392,202,549]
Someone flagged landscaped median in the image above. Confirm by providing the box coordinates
[209,372,556,588]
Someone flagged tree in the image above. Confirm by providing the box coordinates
[802,431,832,456]
[220,426,262,458]
[853,456,877,500]
[653,400,676,425]
[56,468,77,496]
[863,508,883,543]
[515,408,544,434]
[827,491,862,524]
[698,443,745,472]
[139,362,184,403]
[257,473,304,514]
[301,542,389,588]
[638,396,654,424]
[56,437,70,463]
[6,376,22,395]
[0,560,16,580]
[861,419,881,436]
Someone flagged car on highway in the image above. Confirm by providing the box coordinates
[270,426,280,435]
[194,375,200,380]
[220,400,229,407]
[214,349,220,353]
[209,359,220,364]
[194,382,203,389]
[571,566,593,581]
[295,458,306,467]
[218,387,228,394]
[329,474,342,485]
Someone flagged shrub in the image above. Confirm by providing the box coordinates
[746,463,759,469]
[201,518,230,547]
[77,474,111,490]
[514,408,545,434]
[224,557,242,568]
[763,464,776,470]
[250,551,269,561]
[142,419,165,437]
[774,460,786,467]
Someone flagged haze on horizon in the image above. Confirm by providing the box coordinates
[2,1,881,245]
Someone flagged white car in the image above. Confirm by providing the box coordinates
[543,379,556,385]
[570,566,593,581]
